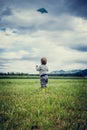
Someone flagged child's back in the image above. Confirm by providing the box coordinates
[36,57,48,88]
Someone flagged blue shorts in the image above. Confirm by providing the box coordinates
[40,74,48,88]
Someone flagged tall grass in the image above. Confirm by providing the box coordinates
[0,78,87,130]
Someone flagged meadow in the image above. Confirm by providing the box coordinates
[0,78,87,130]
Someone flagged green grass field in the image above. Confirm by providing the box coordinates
[0,78,87,130]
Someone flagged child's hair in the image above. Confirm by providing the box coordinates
[41,57,47,65]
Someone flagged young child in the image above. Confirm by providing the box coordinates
[36,57,48,88]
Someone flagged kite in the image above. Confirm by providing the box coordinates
[37,8,48,14]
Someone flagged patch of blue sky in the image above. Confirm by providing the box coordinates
[0,27,6,32]
[0,48,7,53]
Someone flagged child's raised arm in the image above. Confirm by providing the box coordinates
[36,65,40,71]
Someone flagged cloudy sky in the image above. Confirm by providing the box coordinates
[0,0,87,73]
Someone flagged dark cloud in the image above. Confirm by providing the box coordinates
[0,0,44,10]
[0,0,66,17]
[2,7,13,16]
[0,63,5,67]
[0,56,39,62]
[17,26,38,34]
[0,60,9,69]
[0,0,87,19]
[0,60,10,72]
[75,60,87,64]
[71,45,87,52]
[0,7,13,21]
[65,0,87,19]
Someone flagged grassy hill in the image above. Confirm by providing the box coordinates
[0,78,87,130]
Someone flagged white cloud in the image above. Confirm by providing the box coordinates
[0,9,87,73]
[0,50,29,59]
[1,60,37,73]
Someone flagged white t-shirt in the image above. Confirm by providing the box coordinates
[36,64,48,76]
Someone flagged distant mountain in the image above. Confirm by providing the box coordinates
[50,69,87,76]
[76,69,87,76]
[51,69,81,74]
